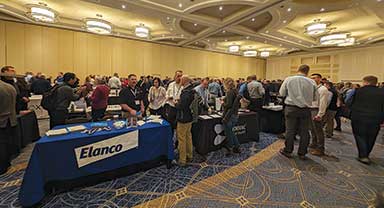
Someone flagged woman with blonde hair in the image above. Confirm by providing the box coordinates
[222,77,241,155]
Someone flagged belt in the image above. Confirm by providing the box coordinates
[285,104,310,109]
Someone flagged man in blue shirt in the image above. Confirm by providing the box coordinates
[194,77,210,113]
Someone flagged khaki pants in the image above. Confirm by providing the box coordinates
[323,110,337,137]
[177,122,193,164]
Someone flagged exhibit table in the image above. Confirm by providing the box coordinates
[17,111,40,147]
[19,120,173,207]
[192,111,260,155]
[260,105,285,134]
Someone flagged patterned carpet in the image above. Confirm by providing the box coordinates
[0,120,383,208]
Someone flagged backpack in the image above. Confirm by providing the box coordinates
[41,84,62,111]
[190,90,202,123]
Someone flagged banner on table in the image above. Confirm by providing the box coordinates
[74,130,139,168]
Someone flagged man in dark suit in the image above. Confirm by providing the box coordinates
[347,76,384,165]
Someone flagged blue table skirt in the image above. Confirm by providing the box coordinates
[19,120,174,207]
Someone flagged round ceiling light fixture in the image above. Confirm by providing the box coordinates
[27,3,57,23]
[85,18,112,35]
[305,20,329,36]
[260,51,270,58]
[228,45,240,53]
[135,24,150,38]
[338,37,355,46]
[320,33,348,45]
[243,50,257,57]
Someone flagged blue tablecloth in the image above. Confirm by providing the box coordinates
[19,120,173,207]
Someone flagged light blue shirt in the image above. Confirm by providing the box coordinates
[194,85,210,107]
[239,83,247,96]
[208,82,222,97]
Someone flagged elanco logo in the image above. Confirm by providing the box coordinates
[74,130,139,168]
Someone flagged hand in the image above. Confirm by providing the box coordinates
[140,108,145,115]
[129,109,137,116]
[313,115,322,121]
[22,97,30,103]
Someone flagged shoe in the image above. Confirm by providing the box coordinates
[279,148,292,158]
[310,149,325,156]
[334,128,341,131]
[233,147,241,154]
[298,155,308,160]
[309,144,317,149]
[225,148,233,157]
[357,157,371,165]
[187,158,193,163]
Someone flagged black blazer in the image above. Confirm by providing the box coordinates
[350,85,384,123]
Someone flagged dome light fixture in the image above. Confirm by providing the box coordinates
[85,18,112,35]
[338,37,355,46]
[260,51,270,57]
[243,50,257,57]
[135,24,150,38]
[305,20,329,36]
[320,33,348,45]
[228,45,240,53]
[27,3,57,23]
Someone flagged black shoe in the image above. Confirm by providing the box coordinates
[233,147,241,154]
[225,148,233,157]
[357,157,371,165]
[279,148,292,158]
[298,155,308,160]
[334,128,341,131]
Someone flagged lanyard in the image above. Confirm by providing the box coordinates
[130,87,137,98]
[173,83,181,97]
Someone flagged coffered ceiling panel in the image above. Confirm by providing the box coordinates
[191,4,252,20]
[0,0,383,58]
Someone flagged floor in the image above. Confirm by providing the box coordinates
[0,120,383,208]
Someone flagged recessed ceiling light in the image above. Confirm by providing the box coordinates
[207,39,210,42]
[195,42,198,44]
[166,16,170,20]
[279,44,283,47]
[194,23,197,26]
[121,4,126,9]
[225,39,228,41]
[170,28,173,31]
[368,37,373,40]
[178,3,183,8]
[0,4,4,8]
[287,7,292,12]
[265,30,269,33]
[222,30,226,33]
[28,4,57,23]
[181,34,184,37]
[298,40,302,43]
[251,18,255,22]
[246,36,250,39]
[219,6,223,11]
[85,18,112,35]
[162,34,165,37]
[320,8,325,12]
[283,20,287,24]
[283,36,287,39]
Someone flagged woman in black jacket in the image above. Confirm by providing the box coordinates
[222,77,241,155]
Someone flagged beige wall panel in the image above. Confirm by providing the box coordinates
[123,39,142,75]
[42,27,59,76]
[111,37,124,76]
[58,30,74,73]
[141,42,153,76]
[0,21,6,67]
[24,24,42,74]
[206,52,223,78]
[73,32,88,81]
[150,44,162,77]
[6,22,25,72]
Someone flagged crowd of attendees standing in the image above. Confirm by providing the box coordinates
[0,64,383,174]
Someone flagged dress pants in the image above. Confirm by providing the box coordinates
[310,109,325,152]
[323,110,337,137]
[0,120,15,174]
[49,109,68,129]
[92,108,107,121]
[351,118,381,158]
[284,106,311,156]
[177,122,193,164]
[248,98,263,112]
[334,107,342,130]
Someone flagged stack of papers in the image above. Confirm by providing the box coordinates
[149,118,164,125]
[46,128,69,137]
[199,115,212,120]
[67,125,87,132]
[210,114,222,118]
[137,120,146,126]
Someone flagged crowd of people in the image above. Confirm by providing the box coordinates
[0,64,383,174]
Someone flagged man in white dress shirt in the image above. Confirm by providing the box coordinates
[279,65,317,160]
[309,73,329,156]
[165,70,183,129]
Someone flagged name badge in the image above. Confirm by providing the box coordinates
[135,100,140,105]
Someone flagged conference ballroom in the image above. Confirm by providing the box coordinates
[1,0,384,207]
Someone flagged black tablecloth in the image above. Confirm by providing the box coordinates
[260,109,285,134]
[17,111,40,147]
[108,96,120,105]
[192,112,260,155]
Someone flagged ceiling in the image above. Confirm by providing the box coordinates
[0,0,383,57]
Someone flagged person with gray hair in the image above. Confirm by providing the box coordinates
[246,74,265,112]
[175,75,195,166]
[90,76,110,121]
